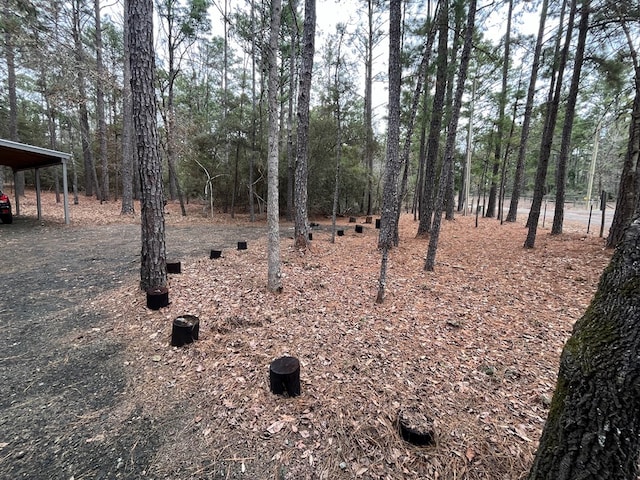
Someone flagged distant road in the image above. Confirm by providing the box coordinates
[510,199,615,234]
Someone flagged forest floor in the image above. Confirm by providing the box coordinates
[0,191,612,479]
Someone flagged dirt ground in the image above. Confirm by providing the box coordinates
[0,192,612,479]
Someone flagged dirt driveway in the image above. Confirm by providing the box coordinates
[0,217,270,480]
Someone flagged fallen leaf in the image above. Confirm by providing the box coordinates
[266,420,286,434]
[465,446,476,462]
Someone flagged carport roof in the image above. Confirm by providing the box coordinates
[0,138,72,171]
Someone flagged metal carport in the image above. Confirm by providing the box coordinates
[0,138,71,225]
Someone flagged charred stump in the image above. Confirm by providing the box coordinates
[210,249,222,259]
[269,356,301,397]
[398,407,435,446]
[237,241,247,250]
[146,286,169,310]
[167,261,181,274]
[171,315,200,347]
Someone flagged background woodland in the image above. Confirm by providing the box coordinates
[1,0,638,234]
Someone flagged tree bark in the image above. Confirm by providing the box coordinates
[293,0,316,249]
[121,0,135,214]
[129,0,167,291]
[485,0,513,219]
[551,0,590,235]
[266,0,283,293]
[528,212,640,479]
[395,8,438,243]
[376,0,402,304]
[425,0,476,271]
[363,0,375,216]
[95,0,109,201]
[525,0,573,248]
[73,0,100,200]
[506,0,549,223]
[4,0,22,194]
[417,0,448,236]
[606,19,640,248]
[286,4,298,223]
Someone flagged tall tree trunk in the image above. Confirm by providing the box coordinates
[486,0,513,219]
[417,0,448,236]
[527,212,640,479]
[524,0,573,248]
[551,0,590,235]
[286,3,298,222]
[293,0,316,249]
[395,6,438,243]
[331,31,345,244]
[73,0,100,200]
[248,0,257,222]
[95,0,110,202]
[128,0,167,291]
[4,0,18,191]
[121,0,135,214]
[414,89,430,220]
[363,0,375,216]
[606,20,640,248]
[375,0,402,304]
[267,0,283,293]
[506,0,549,223]
[425,0,476,271]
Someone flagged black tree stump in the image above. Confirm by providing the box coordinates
[171,315,200,347]
[308,233,313,241]
[146,286,169,310]
[355,225,364,233]
[348,216,357,223]
[398,407,435,446]
[269,356,301,397]
[167,261,181,274]
[237,241,248,250]
[337,229,344,236]
[375,218,381,229]
[210,249,222,259]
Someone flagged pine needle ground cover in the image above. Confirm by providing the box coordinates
[21,192,611,479]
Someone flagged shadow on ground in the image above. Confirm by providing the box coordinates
[0,217,269,479]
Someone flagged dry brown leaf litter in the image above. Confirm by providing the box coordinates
[20,192,611,479]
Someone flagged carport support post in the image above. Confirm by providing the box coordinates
[12,169,20,215]
[35,168,42,221]
[62,160,69,224]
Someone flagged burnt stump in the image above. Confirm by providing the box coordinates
[146,287,169,310]
[171,315,200,347]
[269,356,301,397]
